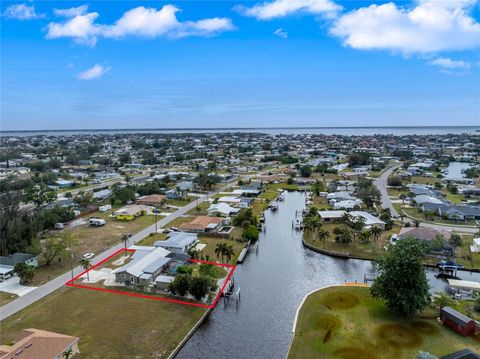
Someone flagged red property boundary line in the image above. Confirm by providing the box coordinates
[65,248,236,309]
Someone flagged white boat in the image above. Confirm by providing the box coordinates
[278,192,285,201]
[294,218,303,230]
[270,201,278,210]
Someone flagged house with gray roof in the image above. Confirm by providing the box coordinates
[113,247,172,287]
[155,232,198,253]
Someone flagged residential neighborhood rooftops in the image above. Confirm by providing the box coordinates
[399,227,450,241]
[178,216,223,232]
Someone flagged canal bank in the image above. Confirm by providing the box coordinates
[175,191,480,359]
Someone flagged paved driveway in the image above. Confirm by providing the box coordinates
[0,277,37,296]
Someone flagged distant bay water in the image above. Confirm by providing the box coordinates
[1,126,479,137]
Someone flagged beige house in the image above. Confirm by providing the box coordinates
[0,328,79,359]
[136,194,166,208]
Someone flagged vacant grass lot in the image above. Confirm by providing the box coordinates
[288,286,480,359]
[0,286,206,359]
[304,223,400,260]
[32,209,162,286]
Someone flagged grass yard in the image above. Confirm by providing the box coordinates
[0,292,18,307]
[166,196,195,207]
[387,187,409,198]
[162,216,195,229]
[0,286,206,359]
[408,176,439,186]
[32,209,162,286]
[288,286,480,359]
[137,232,168,246]
[196,236,245,264]
[266,182,300,191]
[303,223,400,260]
[186,201,210,215]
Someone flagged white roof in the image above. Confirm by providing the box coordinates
[208,202,235,214]
[474,238,480,245]
[415,195,443,205]
[448,279,480,291]
[155,275,175,283]
[318,210,346,219]
[113,247,170,277]
[350,211,385,226]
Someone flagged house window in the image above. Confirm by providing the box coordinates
[130,276,134,283]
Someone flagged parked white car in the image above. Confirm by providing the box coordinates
[82,253,95,260]
[89,218,106,227]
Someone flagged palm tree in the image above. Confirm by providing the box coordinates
[341,212,352,228]
[224,245,235,264]
[81,258,92,281]
[370,226,383,243]
[215,243,226,263]
[62,348,74,359]
[317,229,330,245]
[359,230,371,243]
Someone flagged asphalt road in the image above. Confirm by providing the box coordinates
[374,165,400,218]
[0,179,238,321]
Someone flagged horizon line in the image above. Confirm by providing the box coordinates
[1,125,479,134]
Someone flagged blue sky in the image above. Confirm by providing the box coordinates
[1,0,479,130]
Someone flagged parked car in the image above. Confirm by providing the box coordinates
[82,253,95,260]
[89,218,106,227]
[169,227,179,232]
[162,229,172,234]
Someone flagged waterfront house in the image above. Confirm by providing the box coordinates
[349,211,386,229]
[318,210,346,223]
[113,247,172,287]
[155,232,198,253]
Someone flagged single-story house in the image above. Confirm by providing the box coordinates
[327,192,355,202]
[92,189,112,200]
[155,232,198,253]
[0,328,80,359]
[136,194,166,208]
[113,204,150,221]
[55,179,74,188]
[349,211,386,229]
[333,199,362,210]
[398,227,452,254]
[413,195,445,205]
[318,210,346,223]
[165,189,177,199]
[178,216,224,233]
[439,205,480,221]
[0,253,38,281]
[218,196,242,207]
[113,247,172,287]
[207,203,240,217]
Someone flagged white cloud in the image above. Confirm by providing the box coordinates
[3,4,45,20]
[273,28,288,38]
[46,5,234,46]
[330,0,480,54]
[237,0,341,20]
[53,5,89,18]
[77,64,110,80]
[428,57,471,70]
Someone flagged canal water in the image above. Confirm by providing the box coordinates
[176,191,480,359]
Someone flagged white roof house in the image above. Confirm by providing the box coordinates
[155,232,198,253]
[113,246,171,279]
[414,195,444,205]
[207,203,239,217]
[350,211,386,228]
[333,199,362,210]
[318,210,346,221]
[327,192,355,201]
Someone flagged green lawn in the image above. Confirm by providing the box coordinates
[0,292,18,307]
[166,196,196,207]
[186,201,210,215]
[288,286,480,359]
[196,236,245,264]
[303,223,400,260]
[0,286,205,359]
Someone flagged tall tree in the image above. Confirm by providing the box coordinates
[25,183,56,207]
[371,237,429,318]
[81,258,93,281]
[42,232,77,266]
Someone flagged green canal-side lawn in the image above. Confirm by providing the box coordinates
[0,286,206,359]
[303,223,400,260]
[288,286,480,359]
